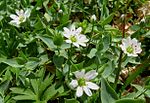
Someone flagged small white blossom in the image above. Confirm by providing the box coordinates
[63,25,89,48]
[120,37,142,57]
[58,9,63,13]
[69,70,99,97]
[10,9,31,27]
[91,14,96,21]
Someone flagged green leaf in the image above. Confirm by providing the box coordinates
[2,59,24,68]
[0,80,10,94]
[121,58,150,91]
[65,98,80,103]
[44,13,51,22]
[53,55,64,68]
[0,96,3,103]
[100,13,114,26]
[102,61,115,78]
[12,95,35,101]
[36,35,56,51]
[42,84,57,101]
[101,77,118,103]
[60,13,70,24]
[98,63,108,74]
[102,33,111,52]
[10,87,35,96]
[34,15,46,30]
[10,87,36,101]
[143,30,150,38]
[39,74,54,98]
[25,58,40,70]
[30,79,39,94]
[87,48,97,59]
[115,98,145,103]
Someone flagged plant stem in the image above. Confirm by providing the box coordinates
[114,5,126,90]
[114,51,123,90]
[135,89,147,99]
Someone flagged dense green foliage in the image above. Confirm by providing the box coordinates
[0,0,150,103]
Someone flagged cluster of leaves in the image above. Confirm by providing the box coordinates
[0,0,150,103]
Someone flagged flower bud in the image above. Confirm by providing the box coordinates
[91,14,96,21]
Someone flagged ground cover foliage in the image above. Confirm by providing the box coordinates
[0,0,150,103]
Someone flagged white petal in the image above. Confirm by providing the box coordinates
[120,44,126,51]
[122,39,130,47]
[132,38,138,44]
[127,53,137,57]
[16,9,24,16]
[78,42,86,47]
[83,86,92,96]
[74,70,85,79]
[63,27,70,33]
[126,36,132,44]
[9,21,20,27]
[64,33,71,38]
[66,39,72,43]
[69,80,78,89]
[86,82,99,90]
[78,35,89,42]
[10,14,18,20]
[25,9,31,17]
[63,28,71,38]
[16,9,20,16]
[76,27,82,34]
[70,25,75,31]
[76,86,83,97]
[73,42,80,48]
[135,43,142,53]
[91,15,96,21]
[20,9,24,15]
[84,70,98,80]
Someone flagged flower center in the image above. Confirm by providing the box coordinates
[19,15,25,22]
[126,46,134,53]
[70,35,77,42]
[78,78,86,86]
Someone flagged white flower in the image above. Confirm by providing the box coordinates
[58,9,63,13]
[120,37,142,57]
[63,25,89,47]
[10,9,31,27]
[91,14,97,21]
[69,70,99,97]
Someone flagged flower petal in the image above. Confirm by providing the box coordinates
[86,82,99,90]
[78,35,89,42]
[66,39,72,43]
[76,86,83,97]
[15,9,20,16]
[76,27,82,34]
[63,27,71,38]
[84,70,98,80]
[10,14,18,20]
[25,9,31,18]
[69,80,78,89]
[78,42,86,47]
[83,86,92,96]
[74,70,85,79]
[10,20,20,27]
[70,25,75,31]
[73,42,80,48]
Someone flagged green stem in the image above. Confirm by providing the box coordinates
[86,21,95,53]
[135,89,147,99]
[113,0,126,90]
[114,51,123,90]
